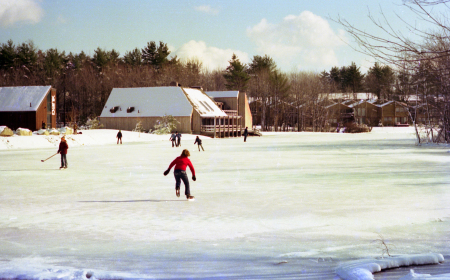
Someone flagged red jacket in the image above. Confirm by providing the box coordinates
[58,141,69,155]
[168,156,195,176]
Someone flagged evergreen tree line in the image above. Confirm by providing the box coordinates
[0,39,437,131]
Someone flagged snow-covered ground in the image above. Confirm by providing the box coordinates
[0,127,449,280]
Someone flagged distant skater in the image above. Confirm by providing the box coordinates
[194,136,204,151]
[57,136,69,169]
[243,127,248,142]
[170,132,177,147]
[176,131,182,147]
[164,149,196,199]
[116,130,122,144]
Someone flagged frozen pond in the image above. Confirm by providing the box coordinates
[0,128,449,279]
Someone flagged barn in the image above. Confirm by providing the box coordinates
[99,86,244,138]
[0,86,57,131]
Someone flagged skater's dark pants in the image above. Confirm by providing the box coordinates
[174,169,190,196]
[60,154,68,167]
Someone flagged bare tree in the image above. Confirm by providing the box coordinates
[335,0,450,143]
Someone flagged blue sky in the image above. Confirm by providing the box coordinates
[0,0,443,73]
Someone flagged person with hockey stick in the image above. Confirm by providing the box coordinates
[57,136,69,169]
[163,149,196,199]
[194,136,204,151]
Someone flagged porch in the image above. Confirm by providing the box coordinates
[200,115,242,138]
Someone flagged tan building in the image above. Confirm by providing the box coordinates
[99,86,245,138]
[206,91,253,131]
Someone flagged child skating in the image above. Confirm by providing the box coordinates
[57,136,69,169]
[164,149,196,199]
[194,136,204,151]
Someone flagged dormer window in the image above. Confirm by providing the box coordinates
[127,107,135,113]
[110,106,119,113]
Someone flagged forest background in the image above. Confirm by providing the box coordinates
[0,0,449,134]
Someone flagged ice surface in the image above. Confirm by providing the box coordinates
[0,127,449,279]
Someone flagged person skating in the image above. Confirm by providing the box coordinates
[163,149,196,199]
[194,136,204,151]
[176,131,182,147]
[169,132,177,147]
[116,130,122,144]
[243,127,249,142]
[57,136,69,169]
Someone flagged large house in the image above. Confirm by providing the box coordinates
[0,86,57,131]
[99,86,249,138]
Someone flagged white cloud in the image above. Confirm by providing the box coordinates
[0,0,44,27]
[173,40,249,71]
[194,5,219,15]
[247,11,346,71]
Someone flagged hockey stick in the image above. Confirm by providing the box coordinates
[41,153,58,162]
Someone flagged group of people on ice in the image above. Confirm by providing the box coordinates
[54,126,250,200]
[169,131,182,147]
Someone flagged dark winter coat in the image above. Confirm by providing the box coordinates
[194,137,202,145]
[117,131,122,138]
[243,128,249,136]
[58,141,69,155]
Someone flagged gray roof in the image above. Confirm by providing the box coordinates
[207,91,239,98]
[0,86,51,112]
[100,87,226,118]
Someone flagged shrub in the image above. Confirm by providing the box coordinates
[153,115,180,135]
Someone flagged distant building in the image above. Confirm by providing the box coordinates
[0,86,57,131]
[378,101,409,126]
[99,86,245,138]
[319,92,378,100]
[348,100,380,126]
[326,102,354,126]
[206,91,253,131]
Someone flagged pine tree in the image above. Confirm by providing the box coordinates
[223,53,250,91]
[0,40,16,70]
[141,41,170,69]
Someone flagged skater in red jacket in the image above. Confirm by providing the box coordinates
[164,149,196,199]
[57,136,69,169]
